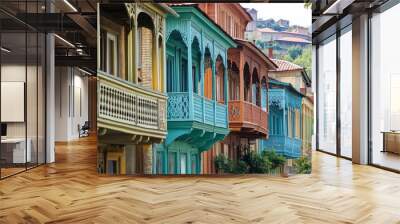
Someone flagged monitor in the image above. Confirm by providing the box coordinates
[1,123,7,137]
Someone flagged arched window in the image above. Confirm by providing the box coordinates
[216,55,225,103]
[192,37,201,95]
[158,36,163,91]
[137,12,154,89]
[243,63,251,102]
[261,76,267,111]
[204,48,213,99]
[166,30,187,92]
[252,68,260,106]
[229,62,239,100]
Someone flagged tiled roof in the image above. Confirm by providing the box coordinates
[269,78,305,97]
[271,59,312,87]
[275,36,311,44]
[272,59,303,72]
[235,39,278,70]
[257,27,277,33]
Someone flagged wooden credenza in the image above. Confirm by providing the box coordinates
[382,132,400,154]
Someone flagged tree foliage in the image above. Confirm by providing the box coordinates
[283,46,312,79]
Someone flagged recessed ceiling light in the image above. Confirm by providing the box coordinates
[78,67,92,76]
[63,0,78,12]
[1,47,11,53]
[54,34,75,48]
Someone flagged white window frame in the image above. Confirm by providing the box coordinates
[106,32,118,76]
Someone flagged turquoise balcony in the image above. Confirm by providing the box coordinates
[153,5,236,174]
[260,136,302,158]
[166,92,228,150]
[168,92,227,128]
[259,79,304,159]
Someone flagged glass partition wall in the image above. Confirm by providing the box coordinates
[316,25,353,159]
[370,3,400,171]
[0,3,46,179]
[339,26,352,159]
[315,0,400,172]
[317,35,337,155]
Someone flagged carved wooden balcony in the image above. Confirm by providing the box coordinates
[97,71,167,143]
[228,100,268,137]
[165,92,229,150]
[168,92,227,128]
[260,135,302,158]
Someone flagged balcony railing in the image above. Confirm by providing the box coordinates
[228,100,268,133]
[260,135,302,158]
[167,92,227,129]
[98,71,167,134]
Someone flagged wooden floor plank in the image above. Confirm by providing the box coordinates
[1,136,400,223]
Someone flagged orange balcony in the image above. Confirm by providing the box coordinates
[228,100,268,137]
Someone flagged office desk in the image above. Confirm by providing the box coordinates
[1,138,31,163]
[382,131,400,154]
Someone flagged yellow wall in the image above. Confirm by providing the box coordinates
[302,97,313,156]
[106,146,126,175]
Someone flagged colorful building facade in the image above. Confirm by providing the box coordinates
[259,79,304,158]
[97,3,176,175]
[153,5,236,174]
[197,4,277,174]
[268,59,313,157]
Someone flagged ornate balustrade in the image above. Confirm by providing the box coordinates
[228,100,268,135]
[167,92,227,129]
[260,135,302,158]
[98,71,167,138]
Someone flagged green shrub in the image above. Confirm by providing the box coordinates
[294,156,311,174]
[262,150,286,169]
[214,154,229,173]
[240,150,267,173]
[213,146,289,175]
[232,160,248,174]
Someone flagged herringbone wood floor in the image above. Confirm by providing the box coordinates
[1,136,400,224]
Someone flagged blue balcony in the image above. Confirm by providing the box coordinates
[168,92,227,128]
[166,92,229,151]
[260,135,302,158]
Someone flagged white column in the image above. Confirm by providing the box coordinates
[46,32,55,163]
[352,14,369,164]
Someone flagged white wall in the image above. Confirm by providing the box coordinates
[55,67,89,141]
[1,65,37,138]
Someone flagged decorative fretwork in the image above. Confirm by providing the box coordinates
[158,99,167,130]
[125,3,135,18]
[228,103,240,120]
[269,89,302,110]
[166,20,189,46]
[269,91,285,110]
[261,135,302,158]
[167,93,190,120]
[98,72,167,131]
[228,100,268,134]
[158,16,163,34]
[167,92,228,129]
